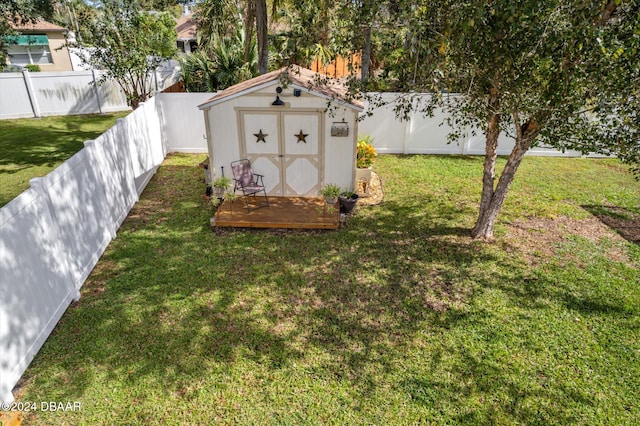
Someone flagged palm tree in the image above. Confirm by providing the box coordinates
[211,27,258,88]
[197,0,271,74]
[254,0,268,74]
[180,51,218,92]
[196,0,240,45]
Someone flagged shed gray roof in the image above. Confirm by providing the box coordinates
[198,66,364,111]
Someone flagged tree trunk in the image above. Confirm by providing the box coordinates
[255,0,268,74]
[243,1,255,64]
[361,25,372,84]
[359,0,375,84]
[471,115,537,240]
[471,92,500,238]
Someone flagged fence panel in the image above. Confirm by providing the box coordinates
[406,108,465,155]
[0,188,80,403]
[0,73,35,119]
[157,92,216,153]
[358,93,409,153]
[41,150,116,287]
[0,98,163,403]
[360,93,597,157]
[28,71,101,116]
[125,100,165,193]
[0,69,181,120]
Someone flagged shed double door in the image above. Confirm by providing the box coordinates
[240,109,323,196]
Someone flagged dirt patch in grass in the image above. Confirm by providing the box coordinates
[420,271,475,313]
[505,216,632,266]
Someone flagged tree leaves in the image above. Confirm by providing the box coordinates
[371,0,639,177]
[83,1,177,108]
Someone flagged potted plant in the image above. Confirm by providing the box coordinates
[320,183,341,204]
[209,195,223,227]
[339,190,359,214]
[199,157,212,184]
[209,187,237,228]
[356,135,377,192]
[211,175,232,199]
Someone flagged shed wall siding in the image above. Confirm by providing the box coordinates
[323,108,358,191]
[206,82,359,196]
[207,97,244,178]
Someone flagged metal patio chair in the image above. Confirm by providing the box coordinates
[231,159,270,212]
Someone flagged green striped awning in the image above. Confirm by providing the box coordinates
[2,35,49,46]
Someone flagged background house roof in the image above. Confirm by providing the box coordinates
[176,13,197,41]
[11,19,67,33]
[199,66,364,111]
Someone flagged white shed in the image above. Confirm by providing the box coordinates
[198,66,364,197]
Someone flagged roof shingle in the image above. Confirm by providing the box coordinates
[176,13,197,40]
[11,19,67,32]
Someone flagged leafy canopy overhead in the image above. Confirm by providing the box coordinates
[377,1,639,170]
[348,0,640,238]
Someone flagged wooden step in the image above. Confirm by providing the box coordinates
[213,196,340,229]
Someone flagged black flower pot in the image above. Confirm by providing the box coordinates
[339,193,359,214]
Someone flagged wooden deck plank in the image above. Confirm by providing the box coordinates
[213,196,340,229]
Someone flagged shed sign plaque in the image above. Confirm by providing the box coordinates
[331,122,349,137]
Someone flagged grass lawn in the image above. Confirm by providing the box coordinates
[0,112,130,207]
[17,154,640,425]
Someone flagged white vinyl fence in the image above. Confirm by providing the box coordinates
[359,93,585,157]
[0,68,181,120]
[0,99,165,403]
[156,92,215,153]
[148,92,590,157]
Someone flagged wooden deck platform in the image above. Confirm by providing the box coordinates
[213,196,340,229]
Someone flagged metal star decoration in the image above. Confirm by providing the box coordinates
[295,129,308,143]
[254,129,268,143]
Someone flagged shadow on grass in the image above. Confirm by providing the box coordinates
[21,154,640,424]
[583,204,640,245]
[29,159,493,378]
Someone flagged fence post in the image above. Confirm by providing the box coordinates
[21,70,41,118]
[28,177,81,302]
[462,131,470,155]
[403,110,413,155]
[91,69,104,114]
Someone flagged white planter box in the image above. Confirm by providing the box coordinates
[355,167,372,194]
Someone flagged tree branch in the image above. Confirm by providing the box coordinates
[599,1,619,26]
